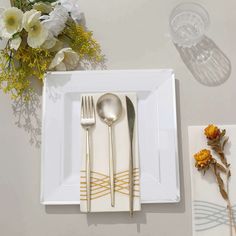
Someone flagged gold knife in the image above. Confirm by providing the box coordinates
[125,96,135,216]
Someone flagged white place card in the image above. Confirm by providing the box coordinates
[189,125,236,236]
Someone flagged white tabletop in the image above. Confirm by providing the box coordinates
[0,0,235,235]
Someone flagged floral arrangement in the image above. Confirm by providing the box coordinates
[0,0,103,100]
[193,125,236,235]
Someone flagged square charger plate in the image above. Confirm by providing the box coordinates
[41,69,180,205]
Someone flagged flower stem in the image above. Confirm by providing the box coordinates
[211,165,236,236]
[226,169,236,235]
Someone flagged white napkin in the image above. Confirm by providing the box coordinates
[188,125,236,236]
[80,93,141,212]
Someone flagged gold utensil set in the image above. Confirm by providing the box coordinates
[80,93,136,215]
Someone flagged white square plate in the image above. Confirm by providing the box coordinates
[41,69,180,205]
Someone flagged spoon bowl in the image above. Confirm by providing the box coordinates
[97,93,122,126]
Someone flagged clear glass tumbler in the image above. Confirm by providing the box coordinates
[169,3,210,48]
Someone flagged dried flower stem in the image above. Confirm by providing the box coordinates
[209,164,235,235]
[226,170,236,235]
[207,128,236,235]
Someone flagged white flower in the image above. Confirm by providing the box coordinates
[0,7,4,32]
[41,32,57,49]
[49,39,63,52]
[0,9,8,49]
[0,7,23,38]
[49,48,79,71]
[41,5,68,37]
[59,0,81,21]
[0,38,8,49]
[10,36,22,50]
[23,9,48,48]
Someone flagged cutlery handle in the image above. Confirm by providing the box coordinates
[86,129,91,212]
[108,126,115,207]
[129,139,134,216]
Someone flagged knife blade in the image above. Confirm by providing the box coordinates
[125,96,135,216]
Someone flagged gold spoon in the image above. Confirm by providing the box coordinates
[96,93,122,207]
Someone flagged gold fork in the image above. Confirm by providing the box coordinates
[80,96,96,212]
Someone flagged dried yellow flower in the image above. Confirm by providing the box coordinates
[193,127,236,233]
[204,124,220,140]
[194,149,213,170]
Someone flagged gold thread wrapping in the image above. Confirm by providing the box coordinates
[80,169,140,200]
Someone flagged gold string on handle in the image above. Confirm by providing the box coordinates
[80,169,140,201]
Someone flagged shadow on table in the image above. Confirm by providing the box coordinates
[45,80,186,232]
[175,79,185,212]
[174,35,231,87]
[45,200,184,232]
[11,79,42,148]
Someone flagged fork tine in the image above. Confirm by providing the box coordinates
[91,96,95,119]
[81,96,84,118]
[81,95,96,121]
[84,96,87,118]
[87,96,90,118]
[85,96,88,119]
[90,96,93,118]
[88,96,91,118]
